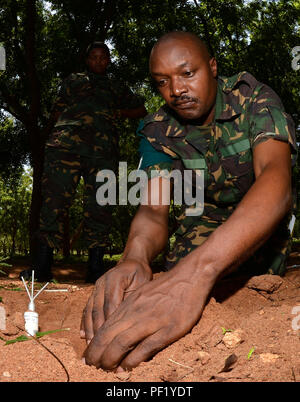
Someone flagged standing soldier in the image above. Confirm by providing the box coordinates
[20,41,147,283]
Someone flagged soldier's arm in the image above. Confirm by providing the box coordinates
[119,180,170,266]
[186,138,292,278]
[83,138,292,371]
[81,176,170,342]
[49,74,75,123]
[115,83,148,119]
[119,104,147,119]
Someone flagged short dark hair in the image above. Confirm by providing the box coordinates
[86,41,110,58]
[153,31,213,59]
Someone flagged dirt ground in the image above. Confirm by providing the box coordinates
[0,248,299,384]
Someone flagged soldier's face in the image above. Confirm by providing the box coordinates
[86,47,110,75]
[150,39,217,123]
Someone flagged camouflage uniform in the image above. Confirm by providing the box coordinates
[138,72,297,276]
[38,71,144,250]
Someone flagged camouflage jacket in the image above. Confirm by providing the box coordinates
[47,71,144,157]
[140,71,297,225]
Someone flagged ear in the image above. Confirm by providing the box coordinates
[209,57,217,78]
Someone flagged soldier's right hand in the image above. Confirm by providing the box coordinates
[80,259,153,344]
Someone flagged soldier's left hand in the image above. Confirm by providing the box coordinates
[83,263,211,370]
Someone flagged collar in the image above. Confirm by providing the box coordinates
[214,71,255,121]
[85,70,108,81]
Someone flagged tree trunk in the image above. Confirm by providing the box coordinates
[28,127,45,256]
[62,213,70,258]
[24,0,44,257]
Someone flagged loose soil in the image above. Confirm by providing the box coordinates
[0,248,299,383]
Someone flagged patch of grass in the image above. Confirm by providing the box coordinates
[0,257,12,274]
[1,328,70,345]
[247,347,255,360]
[221,327,233,335]
[0,285,23,291]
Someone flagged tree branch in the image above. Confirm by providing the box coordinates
[61,1,82,44]
[24,0,41,124]
[10,0,27,82]
[193,0,215,57]
[100,0,118,40]
[0,85,30,125]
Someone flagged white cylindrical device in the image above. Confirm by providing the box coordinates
[24,311,39,337]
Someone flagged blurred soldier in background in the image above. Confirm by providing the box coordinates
[20,41,146,283]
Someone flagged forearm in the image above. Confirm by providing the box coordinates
[119,105,147,119]
[181,162,292,281]
[120,205,169,266]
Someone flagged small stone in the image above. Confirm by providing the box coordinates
[115,371,131,381]
[160,369,178,382]
[259,353,280,363]
[246,275,283,293]
[223,329,245,349]
[197,351,211,365]
[2,371,11,378]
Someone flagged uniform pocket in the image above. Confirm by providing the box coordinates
[220,138,254,195]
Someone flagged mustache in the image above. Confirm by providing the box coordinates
[171,95,198,106]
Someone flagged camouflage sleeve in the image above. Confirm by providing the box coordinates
[137,120,174,179]
[249,84,298,162]
[116,83,145,110]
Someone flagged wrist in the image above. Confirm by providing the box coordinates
[118,251,152,275]
[119,233,163,269]
[172,247,222,286]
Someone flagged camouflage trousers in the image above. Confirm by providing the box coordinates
[165,216,292,276]
[37,147,116,250]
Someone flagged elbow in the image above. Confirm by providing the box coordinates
[121,106,147,119]
[135,105,147,118]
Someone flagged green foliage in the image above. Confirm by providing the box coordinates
[1,328,70,344]
[221,327,233,335]
[0,0,299,254]
[247,347,255,360]
[0,112,29,181]
[0,256,12,275]
[0,168,32,256]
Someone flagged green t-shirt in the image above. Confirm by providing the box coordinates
[137,120,172,169]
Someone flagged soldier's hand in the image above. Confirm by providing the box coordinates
[83,264,211,371]
[80,259,152,344]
